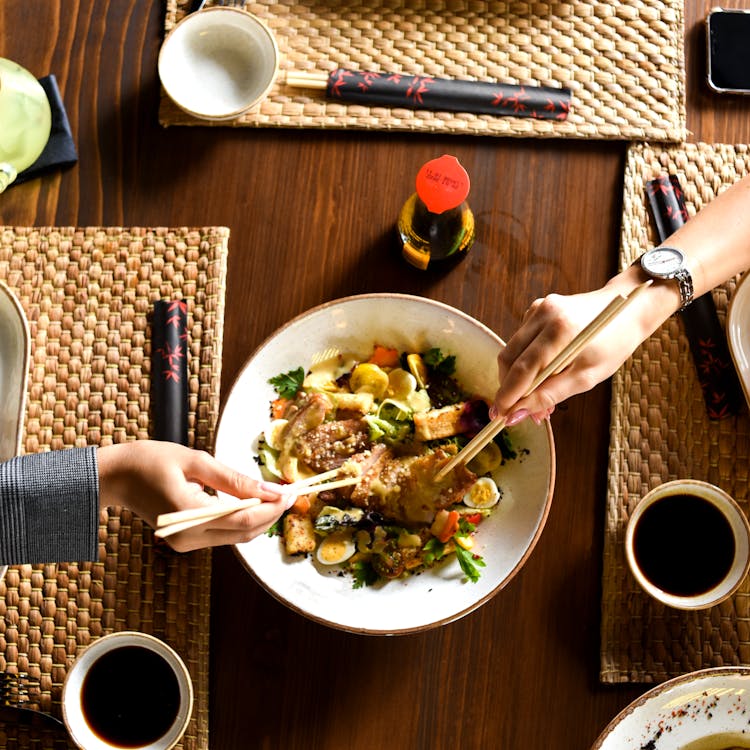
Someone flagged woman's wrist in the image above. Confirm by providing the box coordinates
[604,262,682,337]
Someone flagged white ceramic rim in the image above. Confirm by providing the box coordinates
[591,666,750,749]
[217,292,556,634]
[158,6,279,121]
[727,270,750,410]
[61,631,194,750]
[624,479,750,610]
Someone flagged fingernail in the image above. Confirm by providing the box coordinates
[259,481,285,493]
[489,404,499,420]
[284,494,298,510]
[505,409,530,427]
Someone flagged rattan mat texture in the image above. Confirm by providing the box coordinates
[600,143,750,684]
[160,0,686,141]
[0,226,229,748]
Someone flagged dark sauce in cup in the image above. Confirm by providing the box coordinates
[633,493,735,596]
[81,645,181,747]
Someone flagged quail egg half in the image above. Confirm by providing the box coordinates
[463,477,502,509]
[316,530,357,565]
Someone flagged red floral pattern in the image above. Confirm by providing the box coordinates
[155,300,187,384]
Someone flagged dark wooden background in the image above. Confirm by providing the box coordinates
[2,1,748,747]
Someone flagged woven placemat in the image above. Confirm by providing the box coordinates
[159,0,686,141]
[600,143,750,684]
[0,226,229,747]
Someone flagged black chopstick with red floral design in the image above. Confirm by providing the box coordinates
[646,175,743,420]
[151,300,189,444]
[287,68,571,120]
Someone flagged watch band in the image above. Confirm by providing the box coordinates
[674,267,694,310]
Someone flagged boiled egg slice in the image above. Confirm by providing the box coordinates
[316,530,357,565]
[387,368,417,399]
[264,419,288,451]
[463,477,501,509]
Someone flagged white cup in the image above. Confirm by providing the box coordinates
[62,631,193,750]
[158,6,279,121]
[625,479,750,610]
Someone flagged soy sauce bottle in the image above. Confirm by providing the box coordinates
[397,155,475,270]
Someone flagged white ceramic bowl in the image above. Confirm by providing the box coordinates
[62,631,193,750]
[158,6,278,121]
[727,270,750,410]
[592,667,750,749]
[215,294,556,634]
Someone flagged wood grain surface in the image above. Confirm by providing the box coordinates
[1,1,748,748]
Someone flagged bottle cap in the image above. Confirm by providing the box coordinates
[415,155,470,214]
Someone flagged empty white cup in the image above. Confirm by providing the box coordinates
[158,6,279,121]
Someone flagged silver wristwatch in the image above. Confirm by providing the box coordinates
[639,246,694,311]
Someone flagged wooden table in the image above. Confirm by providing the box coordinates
[2,1,749,747]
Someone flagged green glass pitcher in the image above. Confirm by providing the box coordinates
[0,58,51,192]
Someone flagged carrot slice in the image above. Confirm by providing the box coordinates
[431,509,461,543]
[368,345,400,368]
[271,397,290,419]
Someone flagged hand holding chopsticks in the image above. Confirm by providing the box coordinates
[435,280,653,479]
[154,464,362,539]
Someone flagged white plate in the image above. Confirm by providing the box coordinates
[215,293,556,634]
[0,280,30,583]
[592,667,750,749]
[728,271,750,411]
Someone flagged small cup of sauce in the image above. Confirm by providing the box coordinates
[62,631,193,750]
[625,479,750,610]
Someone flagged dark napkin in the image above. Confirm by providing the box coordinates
[151,300,189,445]
[646,175,743,419]
[324,69,571,121]
[14,75,77,185]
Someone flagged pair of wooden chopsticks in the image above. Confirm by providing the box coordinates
[435,280,653,480]
[154,466,362,539]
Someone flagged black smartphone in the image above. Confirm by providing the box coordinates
[706,7,750,94]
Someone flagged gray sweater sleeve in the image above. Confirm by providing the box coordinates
[0,447,100,565]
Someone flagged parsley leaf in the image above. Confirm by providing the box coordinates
[458,517,477,535]
[454,544,486,583]
[422,348,456,375]
[495,429,517,461]
[422,537,446,566]
[350,560,378,589]
[268,367,305,399]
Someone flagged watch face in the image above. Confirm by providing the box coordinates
[641,247,684,278]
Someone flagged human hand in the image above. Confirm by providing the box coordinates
[97,441,292,552]
[492,285,656,424]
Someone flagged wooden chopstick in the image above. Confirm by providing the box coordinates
[281,475,361,495]
[154,465,364,539]
[277,465,363,495]
[154,498,262,539]
[435,280,653,480]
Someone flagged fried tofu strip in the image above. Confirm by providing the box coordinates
[413,403,466,441]
[283,513,316,556]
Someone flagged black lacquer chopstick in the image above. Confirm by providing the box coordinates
[646,175,743,419]
[286,69,571,121]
